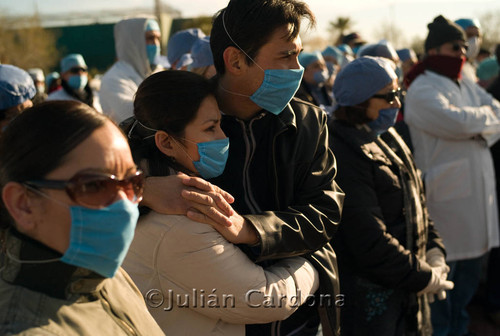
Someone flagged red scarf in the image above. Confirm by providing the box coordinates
[404,55,466,87]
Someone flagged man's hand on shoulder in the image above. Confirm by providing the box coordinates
[142,172,234,227]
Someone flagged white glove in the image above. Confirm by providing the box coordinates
[425,248,450,303]
[418,265,454,301]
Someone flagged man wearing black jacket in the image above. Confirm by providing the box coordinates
[142,0,344,334]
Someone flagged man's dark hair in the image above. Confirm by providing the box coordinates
[210,0,315,75]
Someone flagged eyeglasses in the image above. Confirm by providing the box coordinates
[372,88,402,104]
[452,43,469,52]
[69,67,87,74]
[24,170,144,208]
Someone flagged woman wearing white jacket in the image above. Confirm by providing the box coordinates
[122,70,319,336]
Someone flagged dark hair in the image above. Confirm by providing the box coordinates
[333,101,372,126]
[129,70,217,177]
[210,0,315,75]
[0,100,109,228]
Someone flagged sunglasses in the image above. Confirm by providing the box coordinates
[69,67,87,74]
[452,42,469,52]
[24,170,144,208]
[372,88,402,104]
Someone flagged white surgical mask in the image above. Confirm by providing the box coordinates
[466,36,480,60]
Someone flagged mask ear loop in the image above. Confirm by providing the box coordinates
[222,10,263,72]
[0,227,61,267]
[219,11,260,98]
[170,136,196,162]
[128,119,158,140]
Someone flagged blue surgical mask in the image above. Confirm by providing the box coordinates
[146,44,160,66]
[61,199,139,278]
[192,138,230,179]
[368,108,399,135]
[67,75,87,91]
[313,69,329,86]
[174,137,230,179]
[132,120,230,179]
[249,67,304,114]
[221,11,303,115]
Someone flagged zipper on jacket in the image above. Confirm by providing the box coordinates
[237,114,265,214]
[99,292,138,336]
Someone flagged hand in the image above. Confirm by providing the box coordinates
[425,248,450,303]
[418,265,454,298]
[141,173,234,223]
[426,247,446,268]
[180,174,237,227]
[187,208,259,245]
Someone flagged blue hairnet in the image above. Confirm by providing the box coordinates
[298,51,324,68]
[177,53,193,68]
[167,28,206,65]
[45,72,60,87]
[322,46,343,65]
[333,56,397,107]
[61,54,87,73]
[454,18,481,30]
[476,56,499,81]
[337,44,354,56]
[396,48,416,62]
[191,36,213,68]
[0,64,36,110]
[357,41,399,61]
[145,19,160,32]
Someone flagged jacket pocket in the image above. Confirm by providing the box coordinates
[425,158,472,202]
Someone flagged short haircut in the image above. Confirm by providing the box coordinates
[210,0,315,75]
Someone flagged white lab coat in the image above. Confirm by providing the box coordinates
[100,17,155,124]
[405,70,500,261]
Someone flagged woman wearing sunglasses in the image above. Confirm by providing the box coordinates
[0,101,163,335]
[328,56,452,335]
[122,70,319,335]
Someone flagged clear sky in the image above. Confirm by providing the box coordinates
[1,0,499,47]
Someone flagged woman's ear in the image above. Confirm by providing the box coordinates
[155,131,177,158]
[2,182,37,234]
[223,46,246,75]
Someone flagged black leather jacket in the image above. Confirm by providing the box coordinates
[209,97,345,335]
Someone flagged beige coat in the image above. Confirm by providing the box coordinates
[123,212,319,335]
[0,230,164,336]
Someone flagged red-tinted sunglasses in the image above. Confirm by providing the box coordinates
[24,170,144,208]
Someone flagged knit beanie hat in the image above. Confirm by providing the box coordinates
[425,15,466,52]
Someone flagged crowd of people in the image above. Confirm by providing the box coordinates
[0,0,499,335]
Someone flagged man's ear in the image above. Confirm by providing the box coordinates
[2,182,37,234]
[223,46,246,75]
[155,131,177,157]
